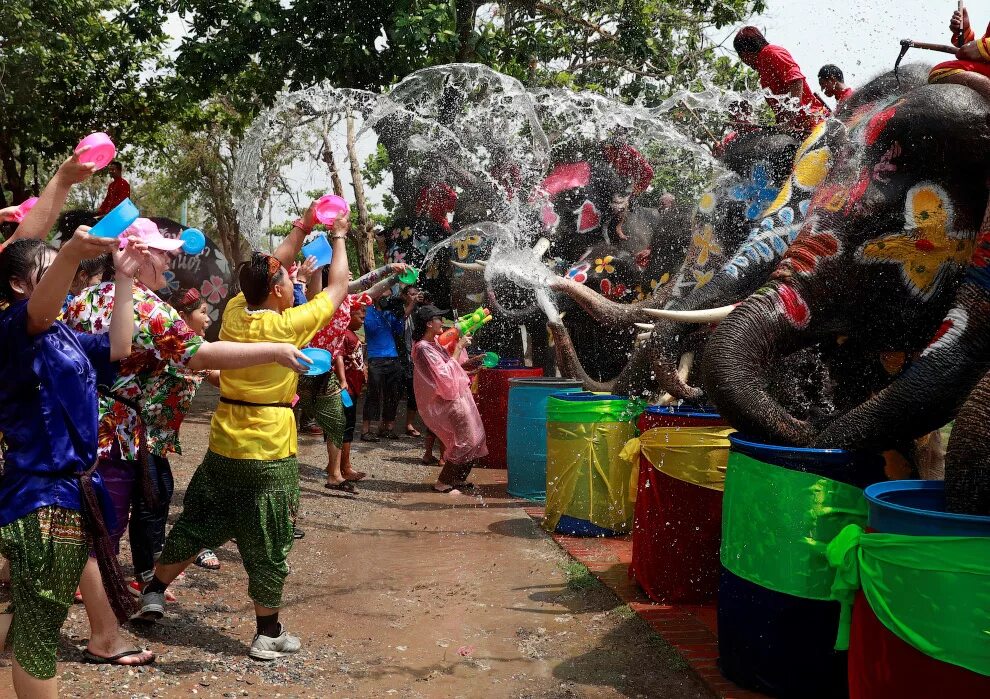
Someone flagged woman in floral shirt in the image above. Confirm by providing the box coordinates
[63,220,309,666]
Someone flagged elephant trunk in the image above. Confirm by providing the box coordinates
[548,320,616,392]
[549,276,657,327]
[945,370,990,515]
[701,286,814,445]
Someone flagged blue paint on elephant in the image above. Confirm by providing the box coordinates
[730,163,781,220]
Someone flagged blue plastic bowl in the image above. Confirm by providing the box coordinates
[728,433,885,489]
[300,347,332,376]
[180,228,206,255]
[301,235,333,268]
[340,388,354,408]
[551,392,627,402]
[644,404,721,419]
[90,198,139,239]
[865,480,990,537]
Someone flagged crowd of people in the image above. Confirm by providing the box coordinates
[0,145,488,698]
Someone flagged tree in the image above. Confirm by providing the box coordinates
[0,0,174,205]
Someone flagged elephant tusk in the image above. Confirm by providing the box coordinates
[657,392,677,406]
[641,305,735,324]
[677,352,695,383]
[452,261,486,272]
[532,237,551,258]
[634,322,655,331]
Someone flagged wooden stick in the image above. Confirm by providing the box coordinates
[679,100,720,143]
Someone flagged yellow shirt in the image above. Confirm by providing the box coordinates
[209,291,336,460]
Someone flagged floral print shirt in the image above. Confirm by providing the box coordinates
[63,281,205,460]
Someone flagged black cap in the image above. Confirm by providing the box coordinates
[415,304,449,323]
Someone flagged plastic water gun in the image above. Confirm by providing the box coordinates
[439,307,492,353]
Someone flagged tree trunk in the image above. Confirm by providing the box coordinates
[321,129,346,198]
[0,138,28,204]
[346,113,377,275]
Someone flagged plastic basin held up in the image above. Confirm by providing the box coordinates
[75,132,117,171]
[89,198,140,239]
[301,235,333,268]
[314,195,350,225]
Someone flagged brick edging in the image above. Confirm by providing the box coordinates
[522,506,767,699]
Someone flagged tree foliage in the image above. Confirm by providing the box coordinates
[0,0,173,204]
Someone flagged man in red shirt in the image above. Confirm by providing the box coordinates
[929,6,990,101]
[96,160,130,215]
[733,26,829,137]
[818,64,854,106]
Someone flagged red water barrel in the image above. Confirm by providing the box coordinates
[848,481,990,698]
[629,406,727,603]
[474,362,542,468]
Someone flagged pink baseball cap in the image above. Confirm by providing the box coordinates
[125,218,185,252]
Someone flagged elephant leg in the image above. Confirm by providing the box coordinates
[945,369,990,515]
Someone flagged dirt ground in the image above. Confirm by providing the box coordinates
[0,386,713,699]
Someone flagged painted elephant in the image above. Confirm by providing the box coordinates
[700,77,990,468]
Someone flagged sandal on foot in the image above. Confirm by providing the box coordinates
[343,471,366,482]
[83,648,155,666]
[293,527,305,539]
[359,432,380,443]
[432,484,460,494]
[405,427,422,438]
[194,550,221,570]
[325,481,357,495]
[378,430,398,440]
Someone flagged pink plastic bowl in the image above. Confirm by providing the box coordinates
[314,194,350,225]
[11,196,39,223]
[75,132,117,171]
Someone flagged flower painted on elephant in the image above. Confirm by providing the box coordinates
[691,268,714,289]
[777,230,841,277]
[697,191,716,214]
[844,168,872,213]
[921,308,968,358]
[872,142,901,184]
[730,163,780,220]
[599,278,628,299]
[859,183,973,299]
[692,225,722,266]
[453,233,481,260]
[635,274,670,301]
[566,262,590,284]
[391,250,407,264]
[200,275,228,304]
[575,200,601,234]
[594,256,615,274]
[398,226,414,240]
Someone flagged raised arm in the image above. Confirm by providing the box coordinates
[348,263,407,293]
[187,340,310,372]
[320,213,351,310]
[26,227,117,335]
[107,242,149,361]
[273,201,318,269]
[12,151,99,245]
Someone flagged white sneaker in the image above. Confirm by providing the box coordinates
[249,624,301,660]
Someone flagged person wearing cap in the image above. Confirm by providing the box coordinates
[63,217,311,666]
[411,304,488,494]
[733,26,829,137]
[817,64,854,106]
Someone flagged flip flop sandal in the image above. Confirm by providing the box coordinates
[379,430,398,439]
[83,649,155,666]
[325,481,358,495]
[194,550,221,570]
[432,484,458,494]
[405,428,422,437]
[293,527,306,539]
[360,432,380,442]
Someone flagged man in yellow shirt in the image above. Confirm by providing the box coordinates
[135,206,351,661]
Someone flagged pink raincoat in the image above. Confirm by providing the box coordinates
[412,339,488,465]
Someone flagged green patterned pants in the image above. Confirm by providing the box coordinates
[0,506,88,679]
[296,374,345,448]
[160,451,299,609]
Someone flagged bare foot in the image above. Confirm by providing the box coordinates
[342,470,366,482]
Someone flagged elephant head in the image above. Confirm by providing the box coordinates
[702,81,990,449]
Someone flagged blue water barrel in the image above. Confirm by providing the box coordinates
[866,480,990,536]
[718,434,886,699]
[506,377,583,501]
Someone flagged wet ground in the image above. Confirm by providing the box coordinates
[1,386,712,698]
